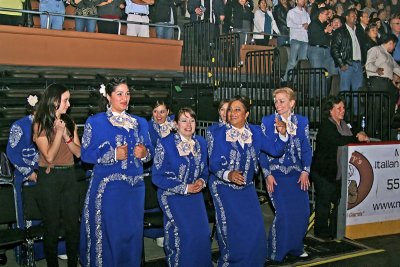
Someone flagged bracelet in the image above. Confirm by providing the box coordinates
[65,137,73,144]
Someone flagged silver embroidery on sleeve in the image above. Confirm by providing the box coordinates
[9,124,23,148]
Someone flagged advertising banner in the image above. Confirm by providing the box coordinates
[345,143,400,226]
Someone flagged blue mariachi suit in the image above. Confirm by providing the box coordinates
[207,124,286,267]
[152,133,212,267]
[260,114,312,262]
[80,110,153,267]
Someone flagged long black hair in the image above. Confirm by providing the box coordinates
[34,84,74,143]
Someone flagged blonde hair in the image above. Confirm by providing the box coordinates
[273,87,296,101]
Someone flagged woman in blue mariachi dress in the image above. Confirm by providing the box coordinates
[152,107,212,267]
[260,87,312,262]
[6,94,40,224]
[6,94,40,263]
[148,100,175,148]
[206,96,288,267]
[80,78,153,267]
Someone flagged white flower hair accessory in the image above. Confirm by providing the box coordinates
[99,84,106,97]
[27,95,38,107]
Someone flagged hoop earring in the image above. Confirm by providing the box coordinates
[107,103,111,111]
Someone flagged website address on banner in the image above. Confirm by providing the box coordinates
[372,201,400,211]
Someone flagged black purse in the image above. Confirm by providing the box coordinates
[391,105,400,129]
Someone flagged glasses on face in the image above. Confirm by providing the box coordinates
[179,119,196,124]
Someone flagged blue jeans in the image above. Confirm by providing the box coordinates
[39,0,65,30]
[277,35,290,46]
[75,17,97,32]
[284,39,308,81]
[308,46,337,76]
[338,61,363,91]
[155,22,174,39]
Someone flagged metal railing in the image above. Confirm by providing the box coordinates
[0,7,181,40]
[339,91,393,140]
[245,49,281,123]
[287,68,329,129]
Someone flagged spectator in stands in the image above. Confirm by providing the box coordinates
[187,0,225,42]
[390,14,400,64]
[148,100,175,148]
[363,23,380,54]
[151,0,182,39]
[377,8,390,37]
[80,78,153,266]
[253,0,280,45]
[71,0,99,32]
[206,99,229,133]
[152,107,212,267]
[206,96,287,267]
[39,0,66,30]
[331,8,363,92]
[0,0,25,26]
[356,10,370,64]
[335,3,344,17]
[33,84,81,267]
[231,0,254,45]
[284,0,311,81]
[363,0,377,16]
[311,96,369,240]
[309,0,325,22]
[365,33,400,138]
[222,0,233,34]
[4,94,39,267]
[308,7,336,75]
[273,0,290,46]
[260,87,311,262]
[390,0,400,15]
[331,15,343,30]
[125,0,154,37]
[97,0,125,34]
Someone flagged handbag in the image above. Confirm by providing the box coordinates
[391,105,400,129]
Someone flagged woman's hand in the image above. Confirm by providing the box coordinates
[134,143,147,159]
[275,118,287,136]
[356,131,370,142]
[187,179,204,194]
[116,144,128,161]
[298,171,310,191]
[28,172,37,183]
[54,119,66,133]
[228,170,245,186]
[266,175,277,193]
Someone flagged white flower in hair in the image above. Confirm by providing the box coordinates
[99,84,106,97]
[27,95,38,107]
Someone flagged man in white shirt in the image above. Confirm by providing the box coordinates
[365,33,400,139]
[283,0,310,81]
[125,0,155,37]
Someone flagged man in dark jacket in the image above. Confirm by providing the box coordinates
[273,0,289,46]
[187,0,225,40]
[331,8,363,92]
[150,0,182,39]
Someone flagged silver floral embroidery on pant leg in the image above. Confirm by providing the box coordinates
[90,173,144,267]
[160,190,180,267]
[268,191,278,261]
